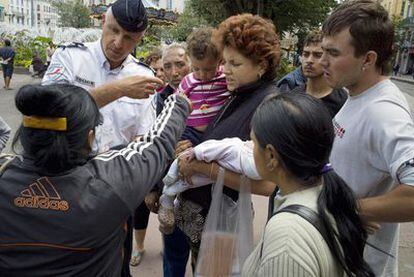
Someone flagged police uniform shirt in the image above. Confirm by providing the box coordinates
[42,40,156,152]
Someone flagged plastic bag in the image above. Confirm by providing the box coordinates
[196,168,253,277]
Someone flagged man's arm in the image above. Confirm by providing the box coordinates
[359,100,414,223]
[359,183,414,222]
[90,75,163,108]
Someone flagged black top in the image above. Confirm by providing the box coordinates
[181,79,280,215]
[0,96,189,277]
[156,84,175,116]
[291,85,348,118]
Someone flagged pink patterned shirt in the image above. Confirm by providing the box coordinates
[177,69,230,127]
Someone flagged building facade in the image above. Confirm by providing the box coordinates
[2,0,58,37]
[380,0,414,74]
[34,0,58,37]
[0,0,9,22]
[158,0,184,13]
[398,0,414,74]
[381,0,404,17]
[7,0,33,27]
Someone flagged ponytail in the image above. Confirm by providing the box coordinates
[318,171,374,277]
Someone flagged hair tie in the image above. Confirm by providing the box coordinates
[23,116,67,131]
[321,163,333,174]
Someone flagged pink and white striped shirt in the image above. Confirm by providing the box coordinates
[177,69,230,127]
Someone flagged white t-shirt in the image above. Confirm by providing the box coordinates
[42,40,156,152]
[330,79,414,276]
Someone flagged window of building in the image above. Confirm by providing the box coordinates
[402,0,406,16]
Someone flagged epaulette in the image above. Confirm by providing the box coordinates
[58,42,87,51]
[131,57,155,75]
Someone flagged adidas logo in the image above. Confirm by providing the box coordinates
[14,177,69,211]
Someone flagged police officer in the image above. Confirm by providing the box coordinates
[42,0,163,153]
[42,1,163,276]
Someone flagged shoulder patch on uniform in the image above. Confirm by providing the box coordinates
[44,63,66,82]
[58,42,87,51]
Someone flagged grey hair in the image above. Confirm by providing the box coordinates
[162,42,190,64]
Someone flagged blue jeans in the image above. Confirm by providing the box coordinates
[163,227,190,277]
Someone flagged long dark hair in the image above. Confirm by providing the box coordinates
[13,84,102,173]
[252,92,374,276]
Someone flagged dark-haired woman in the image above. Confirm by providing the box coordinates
[240,93,373,276]
[0,84,190,276]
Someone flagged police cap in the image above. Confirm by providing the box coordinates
[111,0,148,33]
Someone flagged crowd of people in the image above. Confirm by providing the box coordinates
[0,0,413,276]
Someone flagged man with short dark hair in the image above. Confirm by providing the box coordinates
[321,1,414,276]
[0,39,15,90]
[291,30,347,117]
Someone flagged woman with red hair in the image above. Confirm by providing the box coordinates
[164,13,281,276]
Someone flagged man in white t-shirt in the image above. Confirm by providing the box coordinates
[321,1,414,276]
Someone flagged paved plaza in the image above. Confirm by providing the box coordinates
[0,74,413,276]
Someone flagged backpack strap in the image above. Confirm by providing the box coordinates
[260,204,348,270]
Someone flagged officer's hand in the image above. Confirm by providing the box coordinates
[117,75,164,99]
[145,191,160,213]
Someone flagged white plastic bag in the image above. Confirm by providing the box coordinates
[196,168,253,277]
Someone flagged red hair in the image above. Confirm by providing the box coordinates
[215,13,280,81]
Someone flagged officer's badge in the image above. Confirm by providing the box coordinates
[75,76,95,87]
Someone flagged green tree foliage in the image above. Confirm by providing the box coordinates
[189,0,337,34]
[145,3,208,43]
[52,0,91,28]
[137,1,208,56]
[168,3,208,42]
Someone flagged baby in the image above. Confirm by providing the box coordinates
[158,138,261,234]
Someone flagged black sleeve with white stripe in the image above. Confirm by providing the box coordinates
[90,94,190,212]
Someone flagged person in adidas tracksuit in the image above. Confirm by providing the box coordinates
[0,83,190,276]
